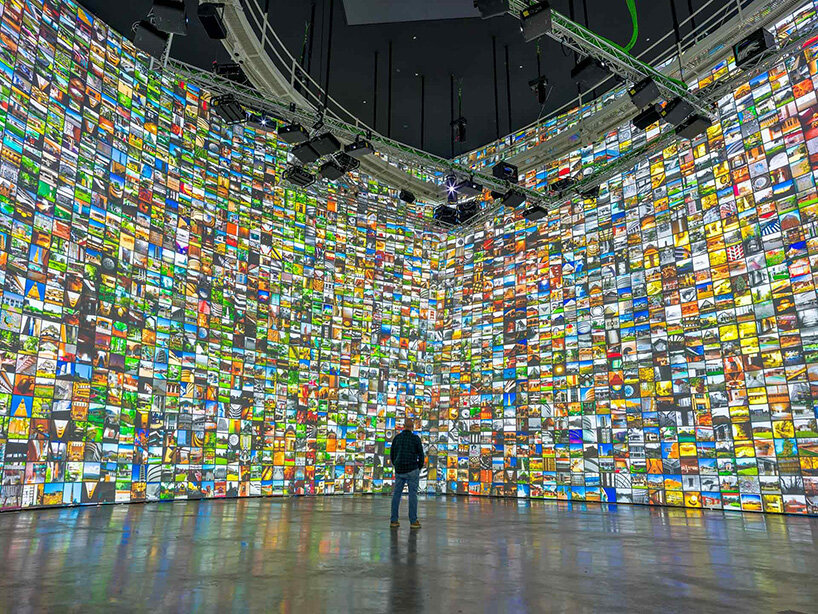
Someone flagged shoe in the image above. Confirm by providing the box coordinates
[410,521,421,529]
[390,521,400,528]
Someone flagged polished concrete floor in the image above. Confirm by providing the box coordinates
[0,497,816,613]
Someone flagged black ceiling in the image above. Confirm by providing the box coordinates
[79,0,723,158]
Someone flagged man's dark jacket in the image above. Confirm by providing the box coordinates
[390,430,424,474]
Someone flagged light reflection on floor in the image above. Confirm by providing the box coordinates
[0,496,816,612]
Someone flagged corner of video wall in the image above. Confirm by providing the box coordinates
[0,0,440,510]
[437,3,818,514]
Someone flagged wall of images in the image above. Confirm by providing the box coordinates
[4,0,818,516]
[437,4,818,514]
[0,0,441,510]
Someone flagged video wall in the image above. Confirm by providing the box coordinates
[0,0,440,510]
[437,5,818,514]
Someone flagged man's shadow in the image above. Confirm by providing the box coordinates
[389,529,419,611]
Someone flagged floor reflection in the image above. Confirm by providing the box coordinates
[390,528,420,612]
[0,496,816,612]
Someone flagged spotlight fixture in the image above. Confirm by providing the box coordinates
[334,151,360,173]
[733,27,775,68]
[475,0,510,19]
[455,177,484,197]
[211,94,246,125]
[660,97,694,126]
[550,177,574,194]
[283,165,315,188]
[151,0,188,35]
[133,20,168,59]
[246,111,279,130]
[291,141,320,164]
[529,75,550,104]
[445,174,458,195]
[628,77,660,109]
[212,61,248,85]
[520,1,552,42]
[278,123,310,145]
[198,3,227,39]
[433,205,459,225]
[523,204,547,221]
[632,103,663,130]
[310,132,342,156]
[344,138,375,158]
[451,117,467,143]
[492,160,519,183]
[675,114,712,140]
[399,190,416,204]
[502,189,526,208]
[457,201,479,224]
[571,57,609,89]
[580,185,600,199]
[318,159,345,181]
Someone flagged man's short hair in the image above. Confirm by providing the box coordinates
[403,418,414,430]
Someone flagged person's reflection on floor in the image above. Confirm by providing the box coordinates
[389,529,420,612]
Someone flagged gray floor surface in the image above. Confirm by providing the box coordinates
[0,495,816,613]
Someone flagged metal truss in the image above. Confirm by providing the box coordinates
[505,0,798,178]
[508,1,715,119]
[454,0,818,235]
[163,59,547,227]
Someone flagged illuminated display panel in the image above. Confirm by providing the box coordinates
[436,4,818,514]
[5,0,818,516]
[0,0,438,509]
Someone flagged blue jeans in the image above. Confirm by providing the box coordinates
[391,468,420,523]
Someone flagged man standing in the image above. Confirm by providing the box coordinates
[389,418,424,529]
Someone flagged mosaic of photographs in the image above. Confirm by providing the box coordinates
[438,4,818,514]
[0,0,440,509]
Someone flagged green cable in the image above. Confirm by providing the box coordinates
[624,0,638,52]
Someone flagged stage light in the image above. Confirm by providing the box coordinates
[212,61,248,85]
[492,161,518,183]
[246,111,279,130]
[283,165,316,188]
[291,141,320,164]
[133,20,168,59]
[571,57,609,89]
[523,205,547,221]
[550,177,574,193]
[580,186,600,199]
[310,132,342,156]
[445,174,458,198]
[520,1,551,42]
[211,94,246,125]
[632,103,662,130]
[278,123,310,145]
[628,77,660,109]
[476,0,509,19]
[198,3,227,39]
[399,190,416,204]
[675,114,711,140]
[457,201,479,224]
[344,138,375,158]
[334,152,360,173]
[529,75,550,104]
[318,160,344,181]
[455,178,484,197]
[151,0,188,35]
[660,97,694,126]
[733,27,775,68]
[451,117,467,143]
[433,205,459,225]
[502,189,526,208]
